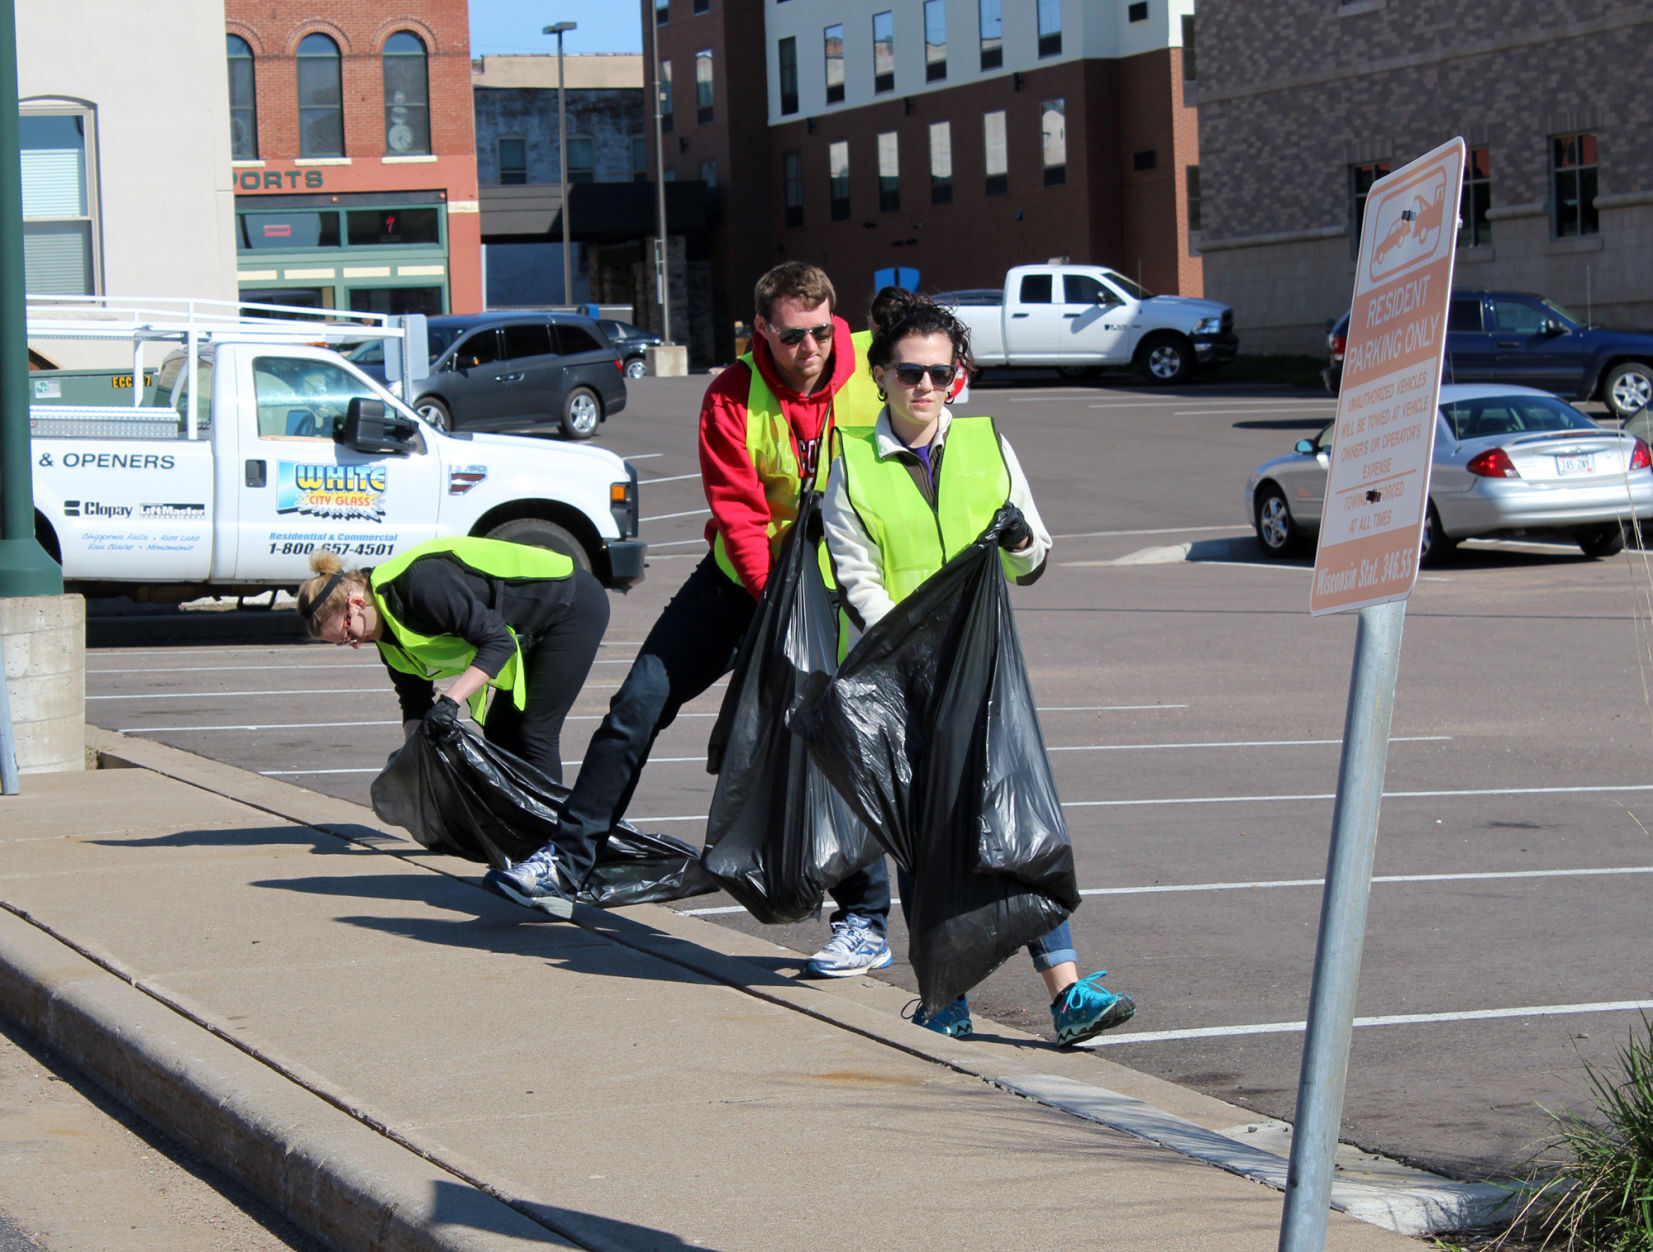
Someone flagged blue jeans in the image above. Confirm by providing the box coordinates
[549,553,890,927]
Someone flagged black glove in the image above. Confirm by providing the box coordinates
[422,694,461,741]
[995,504,1033,552]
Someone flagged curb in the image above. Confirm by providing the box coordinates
[0,907,569,1252]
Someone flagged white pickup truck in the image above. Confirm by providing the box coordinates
[27,303,644,601]
[938,264,1238,385]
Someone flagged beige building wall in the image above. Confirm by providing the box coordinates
[20,0,238,365]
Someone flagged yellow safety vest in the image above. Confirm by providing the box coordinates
[836,416,1012,606]
[712,338,883,589]
[369,536,573,724]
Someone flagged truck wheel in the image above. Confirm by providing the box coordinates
[561,387,602,440]
[483,517,593,573]
[1603,362,1653,421]
[1139,334,1195,385]
[415,396,452,432]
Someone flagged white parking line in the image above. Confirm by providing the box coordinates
[1040,705,1189,713]
[620,782,1653,827]
[89,682,631,700]
[1082,865,1653,896]
[89,657,638,675]
[1174,409,1333,417]
[639,471,703,484]
[1066,783,1653,807]
[1053,525,1246,539]
[643,507,711,522]
[258,752,712,778]
[122,710,719,734]
[1048,735,1447,754]
[1085,1000,1653,1047]
[676,865,1653,917]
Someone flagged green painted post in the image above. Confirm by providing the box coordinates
[0,0,63,598]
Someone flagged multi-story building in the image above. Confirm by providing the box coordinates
[472,54,649,309]
[223,0,482,316]
[652,0,1201,362]
[18,0,237,310]
[1195,1,1653,355]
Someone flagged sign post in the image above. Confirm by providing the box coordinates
[1278,137,1464,1251]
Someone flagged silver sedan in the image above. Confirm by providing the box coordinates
[1245,384,1653,562]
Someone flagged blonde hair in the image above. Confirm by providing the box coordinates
[294,549,369,638]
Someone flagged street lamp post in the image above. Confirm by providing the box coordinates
[646,5,671,345]
[543,21,577,308]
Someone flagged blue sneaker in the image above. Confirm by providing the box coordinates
[484,847,576,919]
[1052,971,1135,1045]
[908,996,972,1038]
[804,915,893,977]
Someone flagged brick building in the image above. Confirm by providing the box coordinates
[651,0,1202,362]
[223,0,482,315]
[1195,0,1653,354]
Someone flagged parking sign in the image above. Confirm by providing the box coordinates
[1310,138,1465,614]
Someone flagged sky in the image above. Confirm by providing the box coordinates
[469,0,644,57]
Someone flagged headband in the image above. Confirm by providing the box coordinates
[300,570,347,622]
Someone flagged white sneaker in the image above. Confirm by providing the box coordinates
[484,848,576,919]
[805,915,893,977]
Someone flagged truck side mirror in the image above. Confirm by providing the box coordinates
[339,397,417,454]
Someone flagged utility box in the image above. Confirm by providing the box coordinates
[646,344,689,377]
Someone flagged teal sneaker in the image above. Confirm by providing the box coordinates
[1052,971,1135,1045]
[908,996,972,1038]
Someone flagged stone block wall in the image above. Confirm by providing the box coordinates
[0,596,86,776]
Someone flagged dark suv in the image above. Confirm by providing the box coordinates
[353,311,626,439]
[1323,290,1653,420]
[598,319,664,380]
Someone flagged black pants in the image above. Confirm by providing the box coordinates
[549,552,889,931]
[484,567,609,785]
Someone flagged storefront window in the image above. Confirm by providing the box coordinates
[346,208,440,246]
[240,210,341,250]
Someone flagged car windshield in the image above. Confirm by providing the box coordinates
[1539,297,1586,328]
[426,325,464,357]
[346,341,384,365]
[1105,272,1155,301]
[1440,394,1597,440]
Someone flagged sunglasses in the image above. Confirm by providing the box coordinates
[891,362,959,388]
[769,322,835,346]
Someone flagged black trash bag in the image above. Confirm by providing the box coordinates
[371,723,717,908]
[700,491,882,923]
[792,511,1080,1014]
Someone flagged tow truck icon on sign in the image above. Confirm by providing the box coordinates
[1368,168,1450,282]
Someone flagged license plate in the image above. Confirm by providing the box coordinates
[1557,453,1595,475]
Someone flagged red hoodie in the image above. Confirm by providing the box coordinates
[698,315,857,598]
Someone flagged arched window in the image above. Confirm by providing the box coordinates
[382,31,430,155]
[296,32,343,157]
[227,35,257,159]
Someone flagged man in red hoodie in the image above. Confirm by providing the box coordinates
[487,263,892,969]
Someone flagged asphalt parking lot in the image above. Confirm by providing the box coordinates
[82,372,1653,1184]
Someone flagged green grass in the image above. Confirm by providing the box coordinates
[1497,1014,1653,1250]
[1212,353,1328,389]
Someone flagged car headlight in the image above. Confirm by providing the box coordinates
[1195,316,1223,335]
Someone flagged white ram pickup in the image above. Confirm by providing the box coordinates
[938,263,1238,384]
[27,304,643,601]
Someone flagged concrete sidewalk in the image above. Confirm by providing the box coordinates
[0,731,1506,1251]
